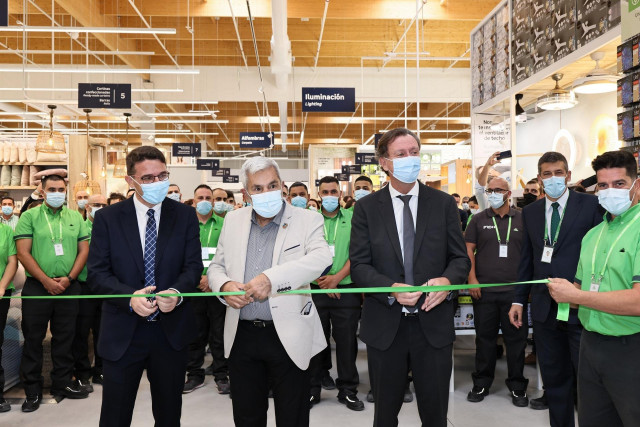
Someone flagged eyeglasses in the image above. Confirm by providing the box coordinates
[484,188,509,194]
[130,172,170,184]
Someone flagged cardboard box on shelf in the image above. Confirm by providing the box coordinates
[512,6,532,35]
[532,43,552,74]
[512,56,533,85]
[512,32,532,61]
[634,106,640,139]
[553,26,577,62]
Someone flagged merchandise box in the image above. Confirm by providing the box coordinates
[553,26,577,62]
[482,77,496,103]
[532,0,554,28]
[512,32,533,61]
[575,13,606,48]
[618,43,623,74]
[634,72,640,104]
[532,43,552,74]
[532,22,551,48]
[512,6,532,35]
[512,56,533,85]
[622,110,634,141]
[634,106,640,139]
[454,296,475,329]
[633,36,640,70]
[512,0,530,14]
[576,0,620,48]
[551,0,577,38]
[618,79,623,108]
[618,112,624,141]
[621,39,633,72]
[495,68,510,94]
[621,75,633,107]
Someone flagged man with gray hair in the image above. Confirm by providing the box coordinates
[209,156,332,426]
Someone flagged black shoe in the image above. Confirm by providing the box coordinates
[467,386,489,402]
[403,383,413,403]
[75,379,94,394]
[204,365,214,376]
[338,394,365,411]
[0,398,10,413]
[215,378,230,395]
[321,371,336,390]
[183,377,205,394]
[366,390,374,403]
[52,384,89,400]
[21,395,41,413]
[512,390,529,407]
[92,373,103,385]
[309,394,320,408]
[529,392,548,410]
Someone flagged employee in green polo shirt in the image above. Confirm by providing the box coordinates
[72,193,107,393]
[14,174,90,412]
[184,184,229,395]
[0,222,17,413]
[212,187,231,219]
[309,176,364,411]
[547,150,640,427]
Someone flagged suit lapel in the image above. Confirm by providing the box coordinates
[272,204,292,265]
[378,186,403,266]
[120,199,144,275]
[236,208,252,278]
[155,200,176,271]
[413,184,431,262]
[553,191,580,253]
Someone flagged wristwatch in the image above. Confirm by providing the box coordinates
[67,275,75,282]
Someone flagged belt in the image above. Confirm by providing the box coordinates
[402,311,419,317]
[241,319,274,328]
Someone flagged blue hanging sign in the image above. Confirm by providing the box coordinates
[302,87,356,112]
[239,132,273,148]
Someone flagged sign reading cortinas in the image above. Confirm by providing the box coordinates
[302,88,356,112]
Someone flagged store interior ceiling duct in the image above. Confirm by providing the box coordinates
[35,105,65,154]
[536,73,579,111]
[572,52,618,94]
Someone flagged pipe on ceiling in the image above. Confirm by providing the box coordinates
[270,0,292,152]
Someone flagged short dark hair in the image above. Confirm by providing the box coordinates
[168,183,180,192]
[526,178,543,193]
[451,193,460,198]
[225,190,235,201]
[211,187,227,196]
[468,196,478,204]
[126,146,166,176]
[289,181,308,193]
[108,192,125,204]
[41,174,66,188]
[354,175,373,185]
[592,150,638,180]
[1,196,15,205]
[126,188,135,196]
[538,151,569,174]
[194,184,213,194]
[375,128,420,160]
[318,176,339,187]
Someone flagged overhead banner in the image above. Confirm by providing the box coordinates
[334,173,350,182]
[78,83,131,109]
[239,132,272,148]
[302,87,356,112]
[355,153,377,165]
[196,159,220,170]
[172,143,201,157]
[472,116,511,186]
[342,165,362,175]
[0,0,8,27]
[212,168,231,177]
[223,175,239,184]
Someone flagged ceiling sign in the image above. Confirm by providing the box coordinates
[239,132,272,148]
[212,168,231,177]
[196,159,220,170]
[302,87,356,112]
[171,143,201,157]
[0,0,8,27]
[223,175,239,183]
[355,153,377,165]
[78,83,131,109]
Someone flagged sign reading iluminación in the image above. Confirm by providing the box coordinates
[302,88,355,112]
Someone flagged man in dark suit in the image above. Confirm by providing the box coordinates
[87,146,202,427]
[350,128,470,427]
[509,151,602,427]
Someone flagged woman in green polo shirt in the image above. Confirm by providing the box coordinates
[0,222,17,412]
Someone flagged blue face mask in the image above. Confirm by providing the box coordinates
[132,179,170,205]
[542,176,567,199]
[89,206,101,219]
[251,190,283,218]
[46,192,66,208]
[487,192,506,209]
[196,200,213,215]
[213,201,227,214]
[77,199,88,209]
[388,156,421,184]
[1,206,13,216]
[225,203,235,212]
[598,180,638,216]
[322,196,339,212]
[166,192,181,202]
[354,189,371,201]
[291,196,308,209]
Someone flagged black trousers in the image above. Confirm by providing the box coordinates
[471,291,528,391]
[309,291,361,396]
[186,296,227,381]
[578,330,640,427]
[367,315,452,427]
[100,321,188,427]
[72,281,102,381]
[533,314,582,427]
[229,320,310,427]
[0,288,11,397]
[20,277,80,396]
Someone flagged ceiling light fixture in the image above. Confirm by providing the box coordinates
[572,52,618,94]
[536,73,578,111]
[35,105,65,154]
[515,93,528,123]
[0,26,176,34]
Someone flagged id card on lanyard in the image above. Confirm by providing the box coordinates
[492,216,511,258]
[202,221,218,265]
[323,217,339,259]
[43,205,64,257]
[541,197,568,264]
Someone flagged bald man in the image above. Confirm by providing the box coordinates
[75,190,90,219]
[72,194,108,391]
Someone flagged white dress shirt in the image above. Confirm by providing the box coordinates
[387,181,419,261]
[133,194,162,251]
[544,189,569,241]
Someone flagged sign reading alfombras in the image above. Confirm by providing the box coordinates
[302,87,356,112]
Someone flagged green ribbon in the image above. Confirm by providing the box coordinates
[556,302,570,321]
[5,279,549,299]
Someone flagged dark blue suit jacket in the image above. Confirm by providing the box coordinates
[515,190,603,323]
[87,197,202,361]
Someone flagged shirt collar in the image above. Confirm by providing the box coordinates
[388,181,419,199]
[133,194,162,215]
[42,203,64,216]
[487,206,516,218]
[605,202,640,223]
[545,188,570,211]
[250,201,285,227]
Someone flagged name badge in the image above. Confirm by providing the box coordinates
[499,244,508,258]
[202,247,216,259]
[590,282,600,292]
[329,245,335,257]
[202,260,212,268]
[541,246,554,263]
[54,243,64,257]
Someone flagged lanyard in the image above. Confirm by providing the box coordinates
[590,210,640,284]
[491,215,512,245]
[323,215,340,245]
[42,205,63,243]
[543,192,569,246]
[205,218,218,247]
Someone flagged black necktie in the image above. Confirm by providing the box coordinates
[398,195,415,286]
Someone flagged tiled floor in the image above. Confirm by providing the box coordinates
[2,340,553,426]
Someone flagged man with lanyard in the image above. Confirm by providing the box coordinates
[184,184,229,394]
[0,220,17,413]
[509,152,602,426]
[309,176,364,411]
[547,150,640,426]
[0,197,19,230]
[72,194,107,394]
[15,173,90,412]
[465,178,529,407]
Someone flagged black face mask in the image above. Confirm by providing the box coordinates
[522,193,537,206]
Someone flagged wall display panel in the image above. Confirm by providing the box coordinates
[472,115,512,186]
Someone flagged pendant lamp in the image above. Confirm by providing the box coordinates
[72,109,102,195]
[35,104,66,153]
[112,113,131,178]
[536,74,578,111]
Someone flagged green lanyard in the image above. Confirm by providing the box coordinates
[590,210,640,284]
[42,205,63,243]
[491,216,512,245]
[543,193,569,246]
[323,215,340,245]
[205,218,216,247]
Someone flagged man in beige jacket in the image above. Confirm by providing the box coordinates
[208,156,332,427]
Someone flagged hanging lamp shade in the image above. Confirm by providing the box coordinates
[73,110,102,195]
[36,105,66,153]
[536,73,578,111]
[113,112,131,178]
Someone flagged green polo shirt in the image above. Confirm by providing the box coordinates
[0,223,16,291]
[575,204,640,336]
[77,218,94,282]
[14,204,90,278]
[313,208,352,285]
[200,214,224,275]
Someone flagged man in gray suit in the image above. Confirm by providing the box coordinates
[208,157,332,427]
